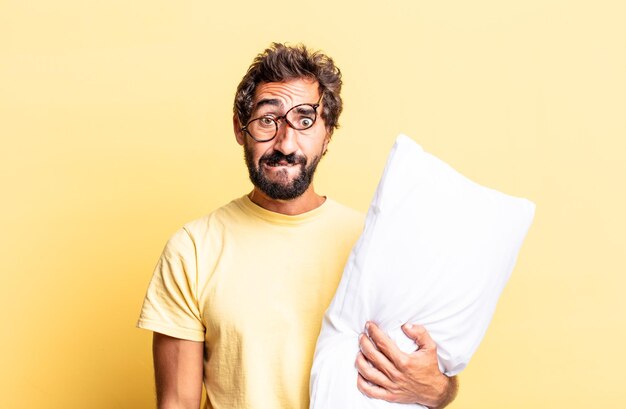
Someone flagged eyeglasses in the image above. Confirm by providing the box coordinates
[241,94,323,142]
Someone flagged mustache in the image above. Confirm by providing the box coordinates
[260,151,307,166]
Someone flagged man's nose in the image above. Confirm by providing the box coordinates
[272,122,299,156]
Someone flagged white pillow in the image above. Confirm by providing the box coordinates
[309,134,535,409]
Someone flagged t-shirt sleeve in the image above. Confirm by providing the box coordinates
[136,227,205,342]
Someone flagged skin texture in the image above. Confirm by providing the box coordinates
[356,322,458,408]
[152,333,204,409]
[152,77,457,409]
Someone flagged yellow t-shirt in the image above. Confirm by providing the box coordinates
[137,195,364,409]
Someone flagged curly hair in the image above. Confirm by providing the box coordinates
[234,42,343,135]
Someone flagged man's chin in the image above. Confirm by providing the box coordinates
[261,164,303,181]
[257,183,307,201]
[255,173,310,201]
[262,179,301,195]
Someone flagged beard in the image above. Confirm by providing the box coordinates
[243,142,322,200]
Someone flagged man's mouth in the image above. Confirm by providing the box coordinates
[263,157,306,168]
[266,160,295,167]
[259,150,307,170]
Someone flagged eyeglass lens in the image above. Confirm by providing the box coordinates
[245,103,318,141]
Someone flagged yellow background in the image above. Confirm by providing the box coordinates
[1,0,624,407]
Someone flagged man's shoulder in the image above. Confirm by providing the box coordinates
[325,197,363,214]
[156,199,237,251]
[323,197,366,227]
[180,196,247,237]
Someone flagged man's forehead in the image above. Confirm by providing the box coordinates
[252,79,320,108]
[253,97,284,111]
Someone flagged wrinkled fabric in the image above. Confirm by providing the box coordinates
[310,134,535,409]
[137,195,364,409]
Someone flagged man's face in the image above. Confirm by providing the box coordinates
[234,78,330,200]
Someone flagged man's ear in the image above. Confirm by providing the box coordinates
[233,115,245,146]
[322,130,332,156]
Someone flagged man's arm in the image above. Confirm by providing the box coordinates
[432,375,458,409]
[356,322,459,408]
[153,332,204,409]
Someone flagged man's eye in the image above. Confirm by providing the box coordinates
[299,117,313,128]
[260,117,275,126]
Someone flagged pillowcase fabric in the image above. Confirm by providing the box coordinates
[309,134,536,409]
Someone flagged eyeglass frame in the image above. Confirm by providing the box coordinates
[240,93,324,142]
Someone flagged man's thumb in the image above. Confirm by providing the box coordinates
[402,323,436,350]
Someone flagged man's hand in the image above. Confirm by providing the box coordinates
[355,322,458,409]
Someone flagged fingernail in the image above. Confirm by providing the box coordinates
[404,323,413,329]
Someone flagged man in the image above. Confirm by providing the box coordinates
[137,43,458,409]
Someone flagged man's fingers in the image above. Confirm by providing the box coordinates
[365,322,408,370]
[359,333,401,380]
[357,373,398,403]
[355,352,395,390]
[401,323,436,350]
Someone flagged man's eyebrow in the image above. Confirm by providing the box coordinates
[293,105,316,114]
[254,98,283,110]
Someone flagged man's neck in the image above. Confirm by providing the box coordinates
[248,186,326,216]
